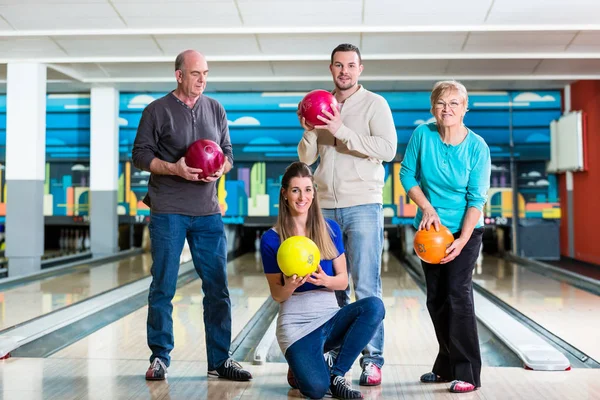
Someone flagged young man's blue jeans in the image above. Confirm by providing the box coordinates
[285,297,385,399]
[322,203,385,368]
[147,212,231,371]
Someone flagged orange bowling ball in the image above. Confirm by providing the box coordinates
[413,225,454,264]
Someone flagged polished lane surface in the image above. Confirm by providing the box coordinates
[0,253,154,331]
[50,252,270,362]
[2,253,600,399]
[473,255,600,362]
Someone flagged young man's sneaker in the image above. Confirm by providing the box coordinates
[359,362,381,386]
[449,380,477,393]
[145,358,167,381]
[208,358,252,381]
[330,375,363,399]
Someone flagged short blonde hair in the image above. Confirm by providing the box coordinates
[430,80,469,114]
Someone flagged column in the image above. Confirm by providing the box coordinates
[90,87,119,256]
[5,63,47,276]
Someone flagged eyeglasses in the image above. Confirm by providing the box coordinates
[434,101,462,109]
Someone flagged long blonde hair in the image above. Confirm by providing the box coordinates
[275,162,339,260]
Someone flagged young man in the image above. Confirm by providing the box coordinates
[297,43,397,386]
[132,49,251,382]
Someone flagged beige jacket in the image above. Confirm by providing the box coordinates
[297,86,397,208]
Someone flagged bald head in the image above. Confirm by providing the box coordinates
[175,49,206,72]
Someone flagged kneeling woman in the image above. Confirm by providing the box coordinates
[260,162,385,400]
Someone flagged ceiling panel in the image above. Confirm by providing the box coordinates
[446,59,541,75]
[116,0,241,27]
[535,59,600,75]
[257,34,361,55]
[156,35,261,56]
[0,3,124,30]
[58,63,110,79]
[362,33,467,53]
[271,61,331,76]
[566,32,600,52]
[114,0,236,17]
[123,16,242,28]
[195,61,274,78]
[464,31,577,53]
[364,0,492,25]
[487,0,600,24]
[94,62,173,78]
[6,17,126,31]
[0,38,65,58]
[238,0,362,26]
[0,19,13,30]
[56,36,162,57]
[0,0,105,4]
[46,68,77,80]
[362,60,449,75]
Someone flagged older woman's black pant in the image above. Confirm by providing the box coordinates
[421,227,483,387]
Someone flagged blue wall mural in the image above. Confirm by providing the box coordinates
[0,89,562,225]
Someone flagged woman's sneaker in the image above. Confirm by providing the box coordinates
[449,380,477,393]
[330,375,363,399]
[145,358,167,381]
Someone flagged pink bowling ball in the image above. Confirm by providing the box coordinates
[185,139,225,179]
[299,89,338,127]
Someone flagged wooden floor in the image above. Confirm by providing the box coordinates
[1,252,599,399]
[0,358,598,400]
[50,253,269,362]
[0,253,153,330]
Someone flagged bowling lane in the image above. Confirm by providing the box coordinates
[548,257,600,281]
[375,251,440,365]
[50,252,271,362]
[0,252,154,331]
[473,255,600,362]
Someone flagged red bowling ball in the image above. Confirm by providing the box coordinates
[184,139,225,179]
[299,89,338,128]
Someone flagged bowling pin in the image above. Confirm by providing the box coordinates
[476,243,483,274]
[382,251,389,272]
[76,230,83,251]
[383,231,390,252]
[83,230,91,250]
[59,229,65,251]
[255,230,261,262]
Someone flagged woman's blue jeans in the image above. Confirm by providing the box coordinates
[285,297,385,399]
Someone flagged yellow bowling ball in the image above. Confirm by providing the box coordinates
[277,236,320,277]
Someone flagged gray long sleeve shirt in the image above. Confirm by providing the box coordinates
[131,92,233,216]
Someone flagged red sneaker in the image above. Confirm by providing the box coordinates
[145,358,167,381]
[449,380,477,393]
[359,363,381,386]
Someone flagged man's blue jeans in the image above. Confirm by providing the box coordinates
[322,203,385,368]
[285,297,385,399]
[147,212,231,370]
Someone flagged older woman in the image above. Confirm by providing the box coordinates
[400,80,491,393]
